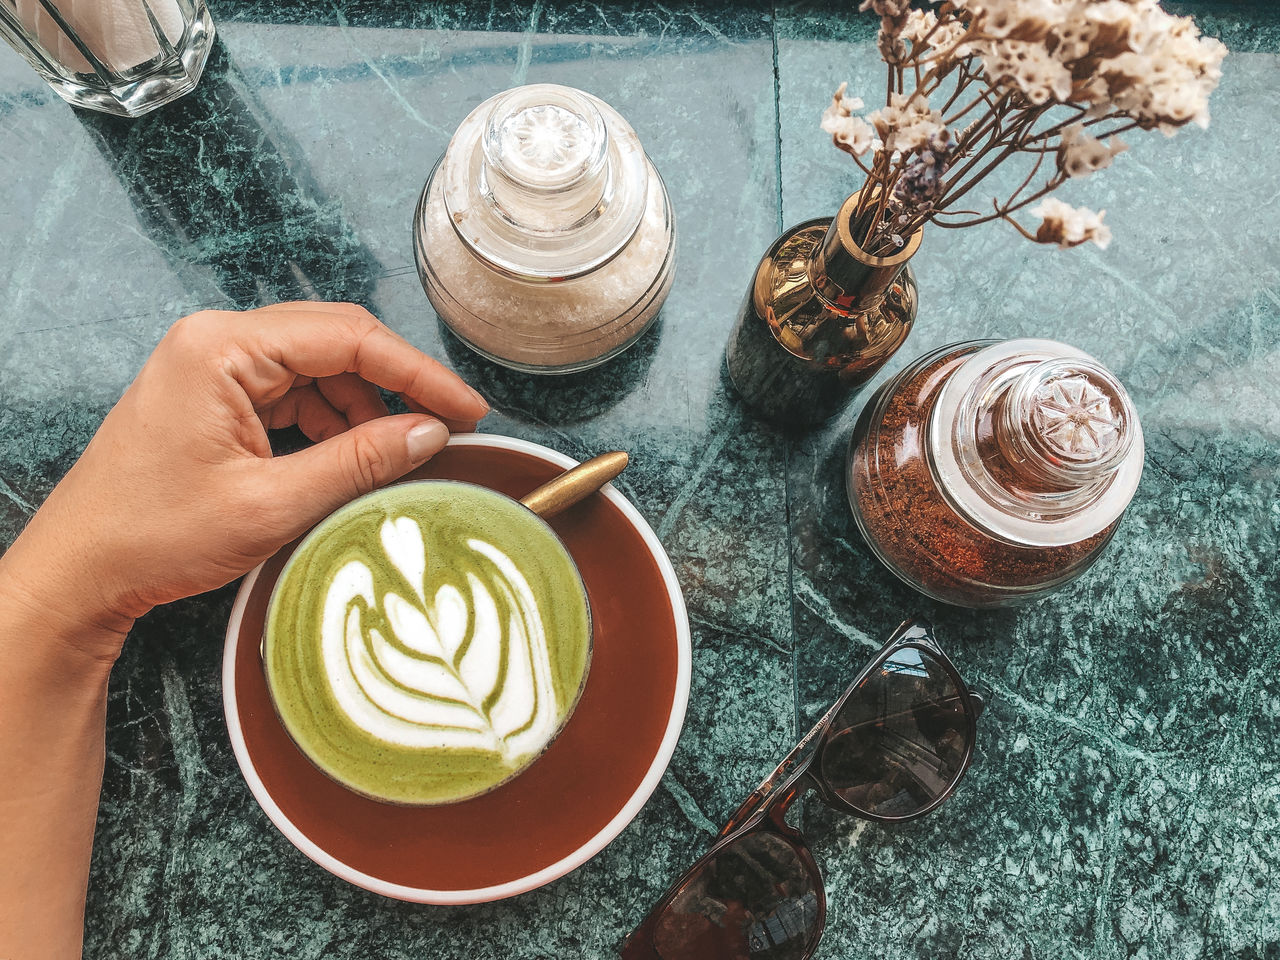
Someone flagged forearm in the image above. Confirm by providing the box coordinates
[0,538,129,960]
[0,302,482,956]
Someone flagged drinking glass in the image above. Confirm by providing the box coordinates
[0,0,214,116]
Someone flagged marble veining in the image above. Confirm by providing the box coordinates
[0,2,1277,957]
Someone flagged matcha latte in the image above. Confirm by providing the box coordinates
[263,482,592,805]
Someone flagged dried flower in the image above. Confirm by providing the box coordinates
[869,93,948,154]
[902,9,938,45]
[967,0,1058,42]
[932,18,970,56]
[822,0,1223,254]
[893,130,958,209]
[1057,123,1128,178]
[821,82,876,156]
[1031,197,1112,249]
[981,38,1074,104]
[1099,15,1226,134]
[1048,15,1098,62]
[894,10,969,59]
[862,0,914,62]
[866,129,959,250]
[953,0,1226,122]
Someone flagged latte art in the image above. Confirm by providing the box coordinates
[324,517,560,765]
[264,481,592,805]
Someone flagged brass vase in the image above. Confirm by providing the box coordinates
[726,190,920,426]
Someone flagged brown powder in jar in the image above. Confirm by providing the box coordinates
[849,347,1117,607]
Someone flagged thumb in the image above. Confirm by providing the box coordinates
[268,414,450,530]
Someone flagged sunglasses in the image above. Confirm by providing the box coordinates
[621,618,984,960]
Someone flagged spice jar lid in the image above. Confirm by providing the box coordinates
[439,83,651,281]
[930,339,1145,548]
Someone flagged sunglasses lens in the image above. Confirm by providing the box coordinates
[649,831,821,960]
[820,644,972,818]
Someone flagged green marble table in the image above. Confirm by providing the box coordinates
[1,2,1277,957]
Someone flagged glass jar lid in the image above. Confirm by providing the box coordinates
[929,339,1145,547]
[439,83,651,281]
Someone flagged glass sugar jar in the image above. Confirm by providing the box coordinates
[847,339,1145,608]
[414,83,676,374]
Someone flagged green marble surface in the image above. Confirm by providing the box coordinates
[1,2,1277,957]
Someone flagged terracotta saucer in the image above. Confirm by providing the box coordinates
[222,434,691,903]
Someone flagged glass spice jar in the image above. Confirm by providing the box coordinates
[414,83,676,375]
[847,339,1145,608]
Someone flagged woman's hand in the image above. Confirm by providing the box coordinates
[0,302,489,660]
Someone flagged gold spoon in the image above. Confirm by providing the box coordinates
[520,451,629,518]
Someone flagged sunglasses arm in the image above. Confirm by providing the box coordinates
[717,695,847,839]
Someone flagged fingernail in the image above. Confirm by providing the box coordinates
[406,419,449,462]
[468,385,490,415]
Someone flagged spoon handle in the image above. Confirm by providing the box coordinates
[520,451,629,518]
